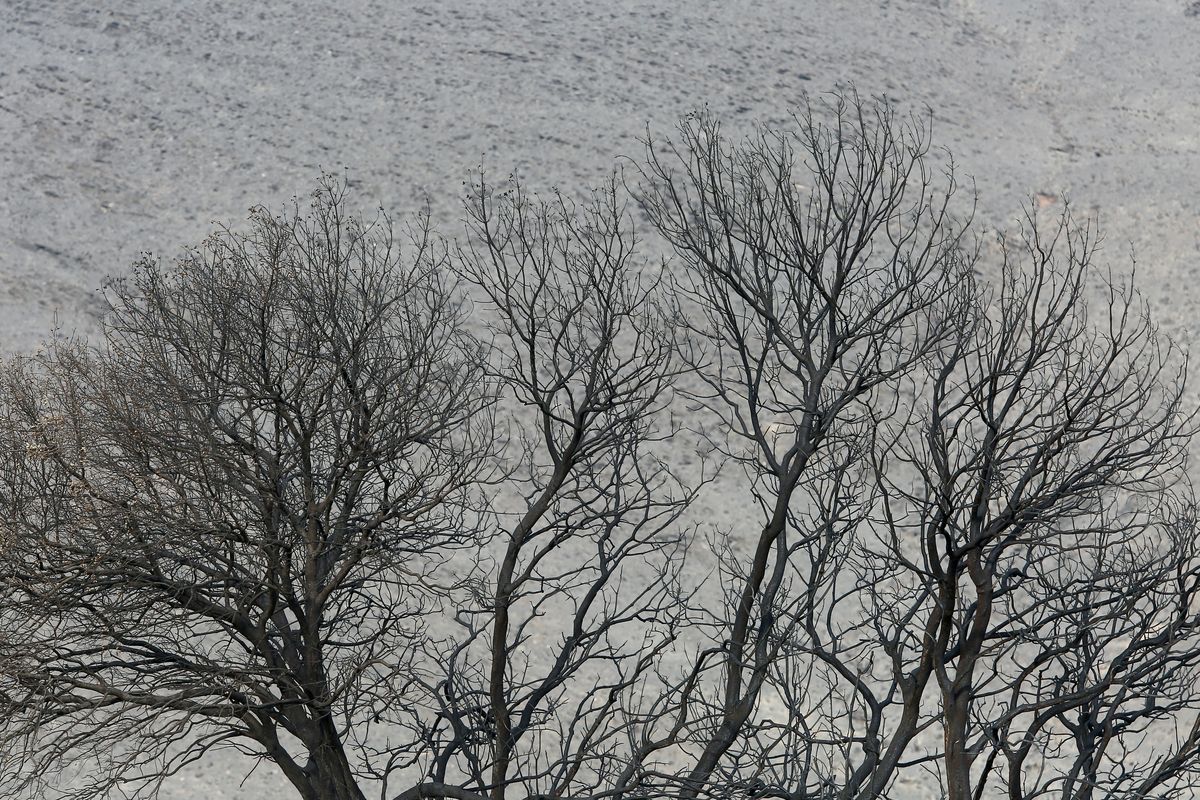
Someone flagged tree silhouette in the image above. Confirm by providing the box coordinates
[3,92,1198,800]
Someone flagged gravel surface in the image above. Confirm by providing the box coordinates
[4,1,1200,797]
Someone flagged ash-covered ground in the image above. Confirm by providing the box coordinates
[3,1,1200,797]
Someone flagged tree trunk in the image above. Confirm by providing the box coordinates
[282,718,368,800]
[943,698,973,800]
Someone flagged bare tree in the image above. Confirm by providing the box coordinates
[0,172,694,800]
[630,93,1200,800]
[386,174,696,800]
[4,92,1200,800]
[866,211,1200,800]
[631,91,977,798]
[0,179,496,800]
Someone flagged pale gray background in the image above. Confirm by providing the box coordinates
[3,1,1200,797]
